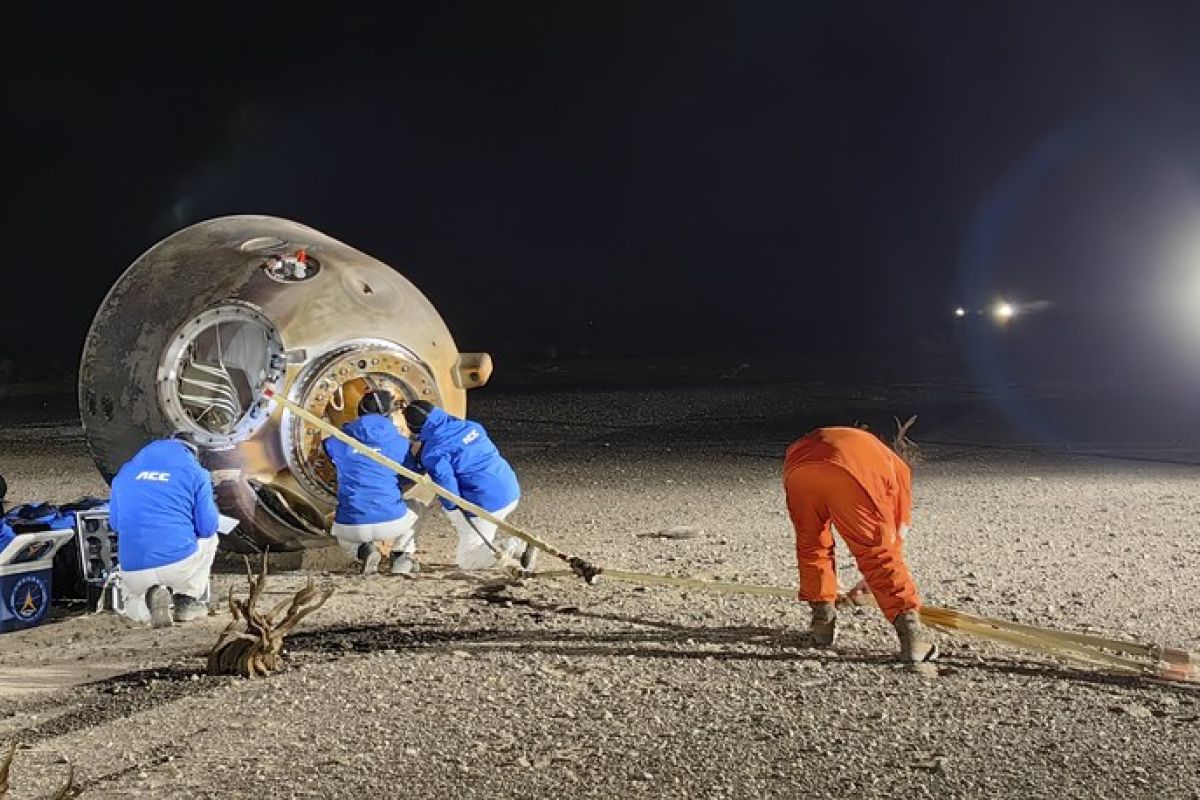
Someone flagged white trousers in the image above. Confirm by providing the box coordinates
[448,500,519,570]
[332,509,419,559]
[120,535,219,624]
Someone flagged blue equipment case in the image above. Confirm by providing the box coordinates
[0,531,74,633]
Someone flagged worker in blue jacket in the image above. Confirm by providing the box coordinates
[401,401,528,570]
[109,432,220,628]
[323,390,420,575]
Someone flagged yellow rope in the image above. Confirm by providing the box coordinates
[262,387,1197,685]
[531,569,1196,683]
[264,388,580,565]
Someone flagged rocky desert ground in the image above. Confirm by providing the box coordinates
[1,358,1198,799]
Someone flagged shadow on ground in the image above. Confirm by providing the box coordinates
[285,591,1200,699]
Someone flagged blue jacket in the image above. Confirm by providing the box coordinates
[323,414,412,525]
[408,407,519,515]
[0,519,14,555]
[109,440,220,572]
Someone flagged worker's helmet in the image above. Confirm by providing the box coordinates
[358,390,395,417]
[169,430,200,458]
[403,400,435,434]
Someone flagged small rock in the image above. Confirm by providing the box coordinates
[640,525,704,540]
[1109,703,1153,719]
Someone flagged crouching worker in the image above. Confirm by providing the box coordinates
[402,401,529,571]
[783,426,937,663]
[323,390,420,575]
[109,432,219,628]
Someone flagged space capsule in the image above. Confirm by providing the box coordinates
[79,216,491,552]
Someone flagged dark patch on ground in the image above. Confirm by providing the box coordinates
[284,593,1200,700]
[9,667,231,746]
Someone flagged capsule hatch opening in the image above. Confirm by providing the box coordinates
[158,304,285,448]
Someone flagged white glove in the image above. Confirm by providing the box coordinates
[837,578,873,608]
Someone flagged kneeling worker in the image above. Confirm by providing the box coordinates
[783,426,937,663]
[109,432,219,628]
[323,390,420,575]
[402,400,528,570]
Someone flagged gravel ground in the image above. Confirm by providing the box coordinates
[1,367,1198,799]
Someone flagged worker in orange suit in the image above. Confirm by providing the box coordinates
[783,426,937,663]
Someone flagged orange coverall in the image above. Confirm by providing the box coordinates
[783,426,920,621]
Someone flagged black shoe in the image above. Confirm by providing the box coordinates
[173,594,207,623]
[146,585,174,629]
[357,543,382,575]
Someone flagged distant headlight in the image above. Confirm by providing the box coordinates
[954,306,966,318]
[993,301,1016,321]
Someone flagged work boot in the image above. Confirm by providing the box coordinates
[498,537,533,572]
[173,594,207,623]
[357,543,382,575]
[500,538,539,573]
[146,585,174,629]
[519,544,539,572]
[893,610,939,663]
[390,552,419,576]
[808,601,837,647]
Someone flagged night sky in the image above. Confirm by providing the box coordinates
[8,2,1200,373]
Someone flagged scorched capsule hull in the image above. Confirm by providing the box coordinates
[79,215,491,552]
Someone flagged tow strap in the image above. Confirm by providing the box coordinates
[263,387,595,577]
[527,568,1196,684]
[261,387,1198,686]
